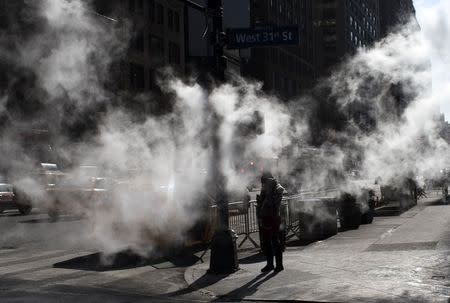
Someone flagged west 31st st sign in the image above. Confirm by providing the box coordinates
[227,26,299,49]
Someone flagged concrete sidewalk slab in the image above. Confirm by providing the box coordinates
[374,206,450,246]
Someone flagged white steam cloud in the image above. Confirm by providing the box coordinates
[1,0,449,255]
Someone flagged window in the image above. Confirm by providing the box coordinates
[174,12,180,32]
[168,9,173,30]
[156,3,163,25]
[168,42,180,65]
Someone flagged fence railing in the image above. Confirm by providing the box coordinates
[209,191,340,248]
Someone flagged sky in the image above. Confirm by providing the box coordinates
[414,0,450,120]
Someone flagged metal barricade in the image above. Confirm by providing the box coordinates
[283,196,301,239]
[228,201,259,248]
[207,188,339,249]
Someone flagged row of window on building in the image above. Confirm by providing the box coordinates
[349,15,376,40]
[348,0,377,21]
[267,0,303,27]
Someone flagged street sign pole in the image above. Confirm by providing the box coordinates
[207,0,239,274]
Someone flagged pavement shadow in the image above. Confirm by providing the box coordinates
[53,248,202,272]
[337,227,360,233]
[239,252,266,264]
[424,199,449,206]
[213,271,279,302]
[167,271,232,297]
[19,215,83,224]
[285,239,316,247]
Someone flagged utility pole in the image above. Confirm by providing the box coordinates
[207,0,239,274]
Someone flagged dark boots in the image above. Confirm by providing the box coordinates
[275,253,283,272]
[261,233,284,273]
[260,254,283,272]
[261,264,274,272]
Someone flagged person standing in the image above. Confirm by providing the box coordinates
[257,171,285,272]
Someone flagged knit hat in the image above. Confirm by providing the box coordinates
[261,171,273,183]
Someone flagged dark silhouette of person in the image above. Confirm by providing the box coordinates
[256,171,284,272]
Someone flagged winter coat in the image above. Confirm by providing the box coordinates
[258,178,284,236]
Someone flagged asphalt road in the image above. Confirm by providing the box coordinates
[0,209,212,303]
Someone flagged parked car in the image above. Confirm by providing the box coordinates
[0,183,32,215]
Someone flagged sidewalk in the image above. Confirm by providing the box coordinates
[184,201,450,303]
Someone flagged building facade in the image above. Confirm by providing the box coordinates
[94,0,186,94]
[379,0,417,38]
[313,0,380,77]
[243,0,316,100]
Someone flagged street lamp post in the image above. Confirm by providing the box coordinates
[207,0,239,274]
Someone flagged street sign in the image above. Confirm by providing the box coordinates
[227,26,299,49]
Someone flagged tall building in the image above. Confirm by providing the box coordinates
[243,0,316,100]
[94,0,186,94]
[379,0,417,38]
[313,0,380,77]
